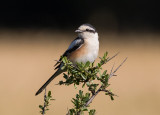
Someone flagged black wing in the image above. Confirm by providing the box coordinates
[54,37,84,69]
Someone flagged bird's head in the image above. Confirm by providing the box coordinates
[75,24,98,39]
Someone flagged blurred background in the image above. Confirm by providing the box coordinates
[0,0,160,115]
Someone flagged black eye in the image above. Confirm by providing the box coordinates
[86,29,89,31]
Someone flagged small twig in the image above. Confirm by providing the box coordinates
[109,57,127,79]
[42,88,47,115]
[101,89,118,97]
[106,52,119,63]
[84,57,127,107]
[110,62,115,75]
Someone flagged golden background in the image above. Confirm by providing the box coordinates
[0,30,160,115]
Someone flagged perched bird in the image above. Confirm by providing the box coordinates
[35,24,99,96]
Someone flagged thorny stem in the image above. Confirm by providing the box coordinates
[109,57,127,79]
[105,52,119,63]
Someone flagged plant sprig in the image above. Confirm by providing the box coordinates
[60,52,127,115]
[39,90,55,115]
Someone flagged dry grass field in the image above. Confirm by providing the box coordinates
[0,29,160,115]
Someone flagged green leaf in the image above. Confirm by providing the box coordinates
[39,105,43,109]
[83,97,90,102]
[89,109,96,115]
[86,82,90,86]
[98,63,101,68]
[71,99,76,105]
[48,91,51,97]
[69,109,76,114]
[104,52,107,59]
[103,52,108,60]
[91,62,94,67]
[82,107,88,111]
[61,65,66,70]
[102,70,107,75]
[81,73,87,80]
[63,73,68,79]
[79,90,83,97]
[105,74,109,83]
[84,61,90,68]
[62,57,66,63]
[110,96,114,100]
[74,84,77,89]
[59,80,64,85]
[85,93,90,97]
[105,92,109,95]
[82,82,85,88]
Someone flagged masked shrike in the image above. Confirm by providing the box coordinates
[35,24,99,96]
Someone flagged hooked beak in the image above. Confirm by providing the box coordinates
[75,29,82,33]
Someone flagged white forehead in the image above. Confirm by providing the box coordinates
[78,25,94,30]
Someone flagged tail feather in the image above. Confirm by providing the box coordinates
[35,69,63,96]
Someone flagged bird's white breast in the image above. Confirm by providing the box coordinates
[75,33,99,63]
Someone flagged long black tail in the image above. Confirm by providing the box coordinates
[35,69,63,96]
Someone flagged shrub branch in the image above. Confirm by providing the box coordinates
[85,57,127,107]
